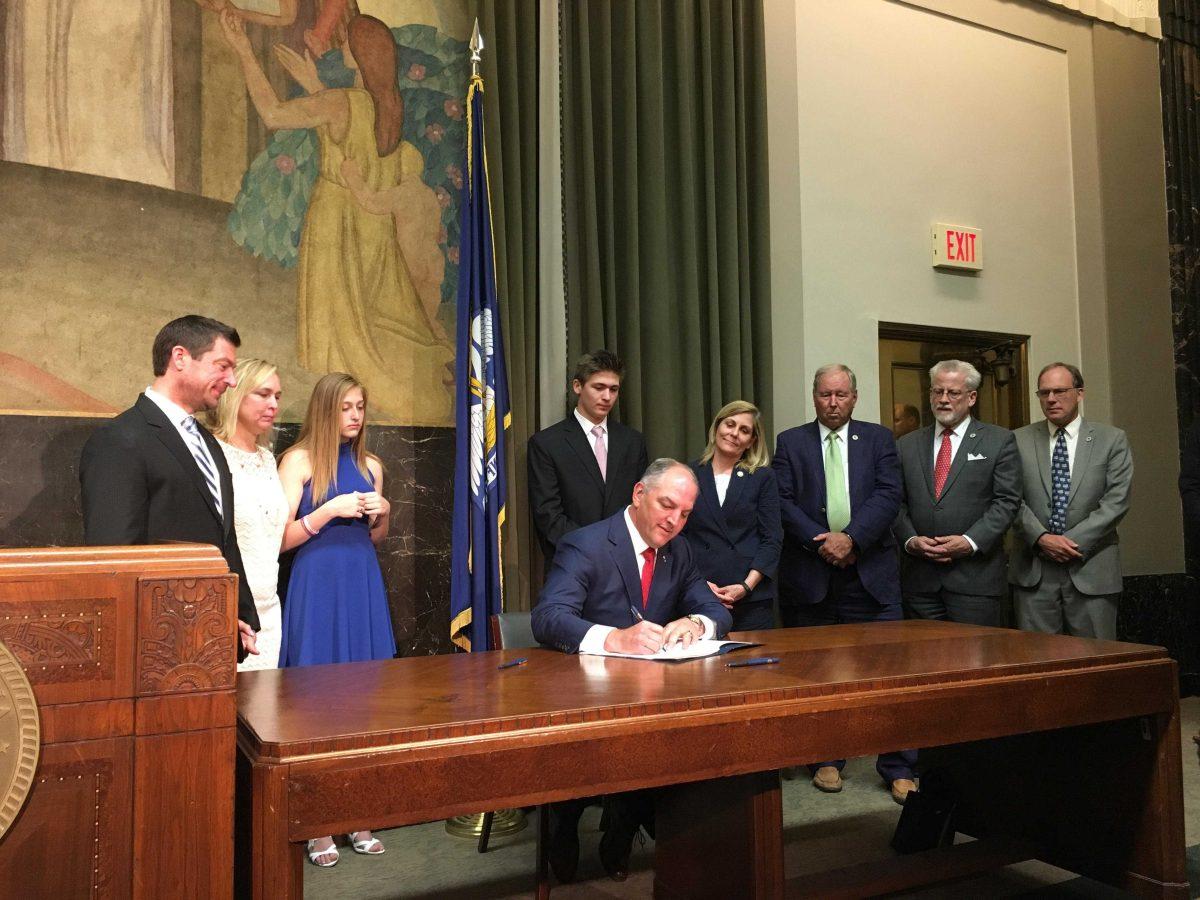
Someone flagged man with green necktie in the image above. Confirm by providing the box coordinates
[772,364,915,804]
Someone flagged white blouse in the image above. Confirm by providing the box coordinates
[217,440,288,671]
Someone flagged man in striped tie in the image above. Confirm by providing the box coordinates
[1008,363,1132,639]
[80,315,260,659]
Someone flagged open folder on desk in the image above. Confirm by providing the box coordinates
[583,639,759,661]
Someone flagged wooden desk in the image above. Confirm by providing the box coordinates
[235,621,1186,899]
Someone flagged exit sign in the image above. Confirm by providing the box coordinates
[932,223,982,271]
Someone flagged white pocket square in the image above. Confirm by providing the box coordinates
[967,452,987,461]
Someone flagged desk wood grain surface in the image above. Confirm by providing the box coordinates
[238,620,1168,760]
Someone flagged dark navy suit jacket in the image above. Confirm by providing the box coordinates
[682,462,782,602]
[532,510,733,654]
[771,419,902,607]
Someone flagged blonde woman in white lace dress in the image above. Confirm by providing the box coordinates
[206,358,288,671]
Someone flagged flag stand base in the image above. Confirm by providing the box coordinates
[445,809,527,840]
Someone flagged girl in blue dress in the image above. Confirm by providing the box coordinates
[278,372,396,866]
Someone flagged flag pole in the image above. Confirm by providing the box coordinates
[445,19,525,842]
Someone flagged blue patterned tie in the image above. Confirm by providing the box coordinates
[1048,428,1069,534]
[183,416,223,518]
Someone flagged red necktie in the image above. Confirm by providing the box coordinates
[933,430,953,498]
[640,547,656,608]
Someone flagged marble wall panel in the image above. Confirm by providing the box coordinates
[1119,573,1200,693]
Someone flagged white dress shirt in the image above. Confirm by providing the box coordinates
[1047,415,1082,473]
[144,387,224,509]
[930,418,969,470]
[575,407,608,455]
[905,417,977,554]
[817,420,852,512]
[714,472,731,506]
[578,507,715,653]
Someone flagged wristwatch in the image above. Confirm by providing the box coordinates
[686,614,705,636]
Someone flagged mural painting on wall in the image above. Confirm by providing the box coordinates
[0,0,470,426]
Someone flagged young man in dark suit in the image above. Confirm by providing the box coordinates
[79,315,259,659]
[772,364,914,803]
[527,350,648,575]
[533,459,731,882]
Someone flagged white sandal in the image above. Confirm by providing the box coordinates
[347,831,386,855]
[307,838,339,867]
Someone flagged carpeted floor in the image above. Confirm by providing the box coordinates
[305,697,1200,898]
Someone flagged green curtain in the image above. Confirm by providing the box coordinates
[469,0,541,610]
[561,0,772,461]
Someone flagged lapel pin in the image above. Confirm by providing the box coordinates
[1086,435,1093,442]
[969,433,976,439]
[737,470,744,477]
[851,434,859,441]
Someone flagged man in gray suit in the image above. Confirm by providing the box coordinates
[894,360,1021,625]
[1009,363,1132,639]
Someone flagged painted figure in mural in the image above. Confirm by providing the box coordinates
[219,9,454,423]
[195,0,355,61]
[277,372,396,865]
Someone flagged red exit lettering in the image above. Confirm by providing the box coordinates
[945,230,976,262]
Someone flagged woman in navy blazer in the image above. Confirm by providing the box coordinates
[683,401,783,631]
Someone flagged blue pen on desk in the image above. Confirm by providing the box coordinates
[497,657,527,670]
[726,656,780,668]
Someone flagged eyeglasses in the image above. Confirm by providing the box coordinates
[1035,388,1078,399]
[929,389,966,400]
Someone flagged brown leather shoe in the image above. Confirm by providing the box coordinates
[890,778,917,805]
[811,766,843,793]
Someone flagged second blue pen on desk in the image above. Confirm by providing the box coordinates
[497,657,527,670]
[726,656,781,668]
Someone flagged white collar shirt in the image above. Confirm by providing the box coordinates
[575,507,714,653]
[1046,415,1082,472]
[926,417,977,553]
[624,506,652,574]
[144,387,224,507]
[932,417,970,469]
[575,407,608,454]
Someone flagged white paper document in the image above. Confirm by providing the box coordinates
[582,639,757,661]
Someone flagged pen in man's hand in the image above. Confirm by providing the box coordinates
[725,656,780,668]
[629,605,645,623]
[497,657,527,670]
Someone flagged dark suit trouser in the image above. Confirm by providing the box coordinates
[781,567,916,784]
[902,588,1000,627]
[731,598,775,632]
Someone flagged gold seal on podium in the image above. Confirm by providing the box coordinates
[0,640,39,841]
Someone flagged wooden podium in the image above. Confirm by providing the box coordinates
[0,544,239,899]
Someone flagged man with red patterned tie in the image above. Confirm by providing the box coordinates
[893,360,1021,626]
[532,459,731,883]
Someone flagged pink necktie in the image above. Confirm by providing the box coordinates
[933,430,952,498]
[591,424,607,481]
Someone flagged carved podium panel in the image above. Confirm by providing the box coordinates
[0,545,237,900]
